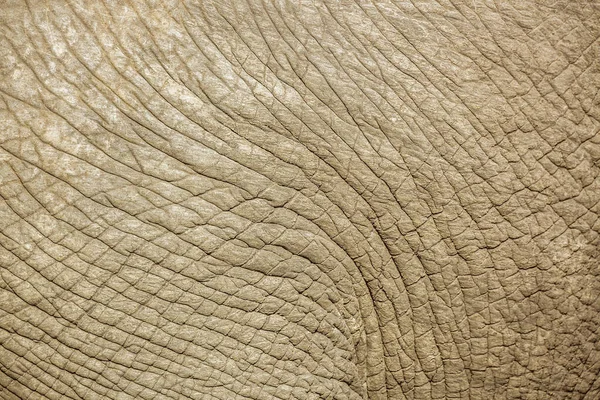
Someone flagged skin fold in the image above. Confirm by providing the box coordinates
[0,0,599,398]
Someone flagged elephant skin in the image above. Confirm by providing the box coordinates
[0,0,599,399]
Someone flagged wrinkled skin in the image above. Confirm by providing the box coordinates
[1,0,599,399]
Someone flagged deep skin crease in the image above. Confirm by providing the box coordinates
[0,0,599,399]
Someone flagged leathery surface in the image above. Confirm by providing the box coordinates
[0,1,599,399]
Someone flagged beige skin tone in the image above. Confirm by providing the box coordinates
[1,1,599,399]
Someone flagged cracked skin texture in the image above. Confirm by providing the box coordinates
[0,0,599,399]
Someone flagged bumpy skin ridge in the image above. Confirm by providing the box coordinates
[0,1,599,399]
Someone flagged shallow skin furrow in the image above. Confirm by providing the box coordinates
[1,1,599,399]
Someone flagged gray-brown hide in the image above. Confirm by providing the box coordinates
[0,1,599,399]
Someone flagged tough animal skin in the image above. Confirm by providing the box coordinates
[0,1,599,399]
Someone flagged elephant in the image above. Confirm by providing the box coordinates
[0,0,599,398]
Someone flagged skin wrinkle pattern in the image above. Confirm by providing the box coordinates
[0,0,599,399]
